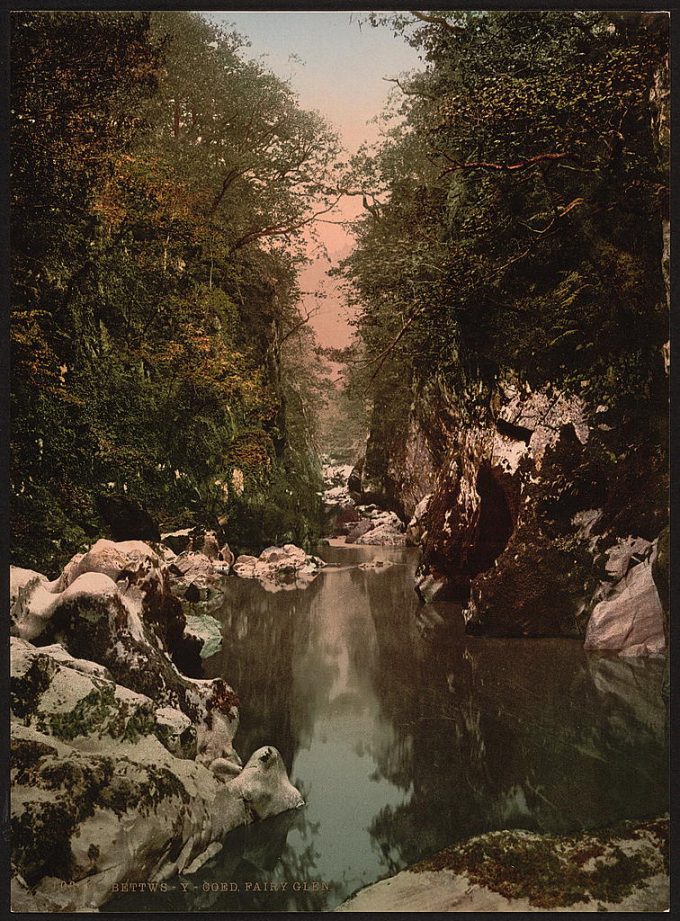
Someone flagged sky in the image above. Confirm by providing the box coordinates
[201,11,422,348]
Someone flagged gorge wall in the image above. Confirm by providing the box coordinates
[350,28,669,645]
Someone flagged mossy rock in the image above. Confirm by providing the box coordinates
[413,818,668,910]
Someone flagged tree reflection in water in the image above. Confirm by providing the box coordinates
[106,544,667,912]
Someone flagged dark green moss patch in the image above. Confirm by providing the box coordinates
[412,819,667,909]
[11,659,54,720]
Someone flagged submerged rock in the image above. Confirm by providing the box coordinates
[358,559,394,571]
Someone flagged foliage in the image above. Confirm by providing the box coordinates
[11,11,338,571]
[343,12,669,429]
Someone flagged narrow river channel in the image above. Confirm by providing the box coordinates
[106,542,667,913]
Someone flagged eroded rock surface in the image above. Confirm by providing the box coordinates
[10,543,303,910]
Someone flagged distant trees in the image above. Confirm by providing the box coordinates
[11,11,341,571]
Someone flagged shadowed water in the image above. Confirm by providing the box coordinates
[106,543,668,912]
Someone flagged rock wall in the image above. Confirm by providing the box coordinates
[353,359,667,647]
[354,33,669,651]
[10,540,303,911]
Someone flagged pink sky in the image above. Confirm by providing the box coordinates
[203,11,421,348]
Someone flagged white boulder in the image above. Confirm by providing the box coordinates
[585,549,665,656]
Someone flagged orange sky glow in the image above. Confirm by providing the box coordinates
[202,11,421,348]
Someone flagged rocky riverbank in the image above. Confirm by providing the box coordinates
[321,459,409,547]
[336,818,669,912]
[10,537,306,911]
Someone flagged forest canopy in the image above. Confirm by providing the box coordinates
[11,11,341,571]
[342,10,668,426]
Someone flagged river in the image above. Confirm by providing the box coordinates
[106,542,668,913]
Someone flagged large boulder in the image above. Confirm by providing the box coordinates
[336,819,668,912]
[355,523,407,547]
[11,716,301,911]
[10,553,237,765]
[585,545,665,656]
[50,539,187,654]
[9,539,304,911]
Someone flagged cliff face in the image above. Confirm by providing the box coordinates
[353,49,669,644]
[356,367,667,644]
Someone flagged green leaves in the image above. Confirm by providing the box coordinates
[343,10,668,422]
[11,10,337,567]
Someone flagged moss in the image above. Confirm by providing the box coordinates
[38,686,117,741]
[412,820,667,909]
[10,659,54,720]
[10,737,58,783]
[12,801,77,886]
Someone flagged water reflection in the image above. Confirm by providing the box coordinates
[106,544,667,913]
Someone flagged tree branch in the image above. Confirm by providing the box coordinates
[382,76,436,100]
[280,306,319,344]
[229,195,344,254]
[412,11,466,34]
[364,308,425,381]
[437,151,576,178]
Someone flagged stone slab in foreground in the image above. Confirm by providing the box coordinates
[336,819,668,913]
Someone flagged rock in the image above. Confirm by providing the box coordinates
[355,523,406,546]
[415,571,452,604]
[345,519,374,543]
[209,757,242,778]
[347,459,364,499]
[10,568,48,606]
[182,841,223,875]
[183,612,223,659]
[229,746,304,820]
[233,544,325,587]
[331,505,360,537]
[358,559,394,571]
[169,551,227,603]
[10,718,298,911]
[336,819,669,913]
[406,493,432,546]
[219,543,235,568]
[9,535,303,911]
[10,559,238,764]
[95,494,160,542]
[603,536,652,582]
[154,706,196,759]
[26,539,200,674]
[585,549,665,656]
[160,528,194,555]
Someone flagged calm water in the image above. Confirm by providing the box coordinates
[106,543,668,912]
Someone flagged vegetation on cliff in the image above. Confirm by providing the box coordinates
[341,10,668,510]
[11,11,340,572]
